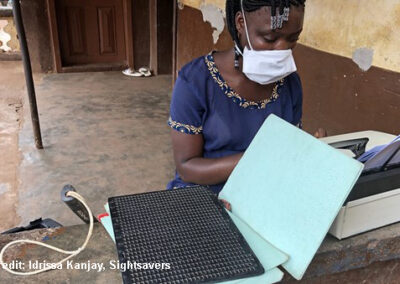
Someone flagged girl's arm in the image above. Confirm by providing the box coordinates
[171,130,243,185]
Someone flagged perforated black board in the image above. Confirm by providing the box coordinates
[108,186,264,284]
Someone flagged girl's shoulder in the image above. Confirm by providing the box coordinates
[178,54,210,82]
[283,71,303,101]
[285,71,301,86]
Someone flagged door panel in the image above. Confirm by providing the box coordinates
[98,7,117,55]
[56,0,126,66]
[65,7,87,56]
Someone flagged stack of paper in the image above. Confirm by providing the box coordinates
[358,135,400,162]
[219,114,363,282]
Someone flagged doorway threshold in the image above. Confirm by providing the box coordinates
[60,62,127,73]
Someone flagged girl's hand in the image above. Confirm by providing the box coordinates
[314,128,327,138]
[220,199,232,211]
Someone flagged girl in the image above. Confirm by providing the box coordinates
[167,0,324,193]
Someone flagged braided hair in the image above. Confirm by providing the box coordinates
[226,0,306,49]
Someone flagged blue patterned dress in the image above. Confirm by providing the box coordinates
[167,52,303,194]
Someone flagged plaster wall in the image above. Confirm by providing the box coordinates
[180,0,400,73]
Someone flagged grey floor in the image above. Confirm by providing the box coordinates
[2,66,175,230]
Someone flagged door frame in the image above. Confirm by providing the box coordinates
[149,0,157,75]
[47,0,134,73]
[171,0,178,83]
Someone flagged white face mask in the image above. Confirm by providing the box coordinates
[237,0,297,85]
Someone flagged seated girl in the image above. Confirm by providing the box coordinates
[167,0,325,194]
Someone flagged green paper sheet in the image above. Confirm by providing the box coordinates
[101,203,115,243]
[223,210,287,284]
[219,114,363,280]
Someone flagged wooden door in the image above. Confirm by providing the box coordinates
[55,0,126,66]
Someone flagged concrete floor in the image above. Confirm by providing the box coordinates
[0,61,175,231]
[0,61,24,232]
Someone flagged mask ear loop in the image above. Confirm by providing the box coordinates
[234,46,241,69]
[240,0,253,50]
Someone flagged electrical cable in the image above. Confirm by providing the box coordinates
[0,191,94,276]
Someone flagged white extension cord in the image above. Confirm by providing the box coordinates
[0,191,94,276]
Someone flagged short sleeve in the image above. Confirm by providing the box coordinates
[168,72,205,135]
[290,73,303,128]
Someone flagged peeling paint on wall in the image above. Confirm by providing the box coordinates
[298,0,400,73]
[181,0,225,10]
[200,3,225,44]
[352,48,374,71]
[180,0,400,73]
[177,0,185,10]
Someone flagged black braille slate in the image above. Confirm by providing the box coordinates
[108,186,264,284]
